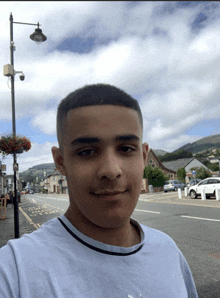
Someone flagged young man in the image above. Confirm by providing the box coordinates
[0,84,198,297]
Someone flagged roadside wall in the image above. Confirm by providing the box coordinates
[141,179,163,193]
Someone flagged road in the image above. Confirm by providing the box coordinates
[20,191,220,298]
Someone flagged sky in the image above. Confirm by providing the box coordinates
[1,1,220,174]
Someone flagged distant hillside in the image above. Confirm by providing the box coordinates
[19,163,56,183]
[173,134,220,154]
[31,163,55,171]
[153,149,168,156]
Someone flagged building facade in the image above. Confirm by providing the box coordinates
[40,169,68,194]
[140,149,176,193]
[147,149,176,179]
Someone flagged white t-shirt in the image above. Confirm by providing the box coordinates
[0,215,198,298]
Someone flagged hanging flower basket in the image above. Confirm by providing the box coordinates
[0,134,31,158]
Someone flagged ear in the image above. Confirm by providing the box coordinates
[142,142,149,167]
[51,146,66,176]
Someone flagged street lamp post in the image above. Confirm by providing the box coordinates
[3,13,47,238]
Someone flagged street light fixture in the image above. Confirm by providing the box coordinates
[3,13,47,238]
[30,22,47,44]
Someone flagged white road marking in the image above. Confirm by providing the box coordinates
[29,198,36,203]
[33,194,69,201]
[181,215,220,222]
[134,208,160,214]
[139,198,149,202]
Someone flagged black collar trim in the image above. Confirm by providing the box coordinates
[58,217,143,256]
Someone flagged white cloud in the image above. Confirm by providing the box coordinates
[150,134,202,153]
[31,110,56,135]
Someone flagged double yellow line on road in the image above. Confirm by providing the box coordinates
[19,206,39,230]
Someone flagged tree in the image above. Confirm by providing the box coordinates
[195,152,206,159]
[177,167,186,183]
[143,165,169,187]
[159,150,193,162]
[208,162,219,172]
[194,167,212,180]
[22,173,36,184]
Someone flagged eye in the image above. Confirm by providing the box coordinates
[77,149,96,156]
[120,145,135,153]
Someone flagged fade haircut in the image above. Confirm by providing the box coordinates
[57,83,143,149]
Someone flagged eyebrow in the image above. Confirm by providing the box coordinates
[70,134,140,146]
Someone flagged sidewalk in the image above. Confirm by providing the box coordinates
[140,192,220,208]
[0,202,36,248]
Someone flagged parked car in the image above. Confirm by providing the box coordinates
[29,190,34,194]
[21,190,28,194]
[188,177,220,199]
[164,180,186,192]
[186,179,201,187]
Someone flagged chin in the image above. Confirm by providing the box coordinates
[91,213,131,230]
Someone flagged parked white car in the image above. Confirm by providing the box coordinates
[188,177,220,199]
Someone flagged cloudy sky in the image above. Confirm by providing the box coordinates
[1,1,220,174]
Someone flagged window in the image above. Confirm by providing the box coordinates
[149,159,156,168]
[208,179,220,184]
[198,180,208,186]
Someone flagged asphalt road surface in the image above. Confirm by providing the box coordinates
[20,191,220,298]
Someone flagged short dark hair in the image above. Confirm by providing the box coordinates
[57,83,143,148]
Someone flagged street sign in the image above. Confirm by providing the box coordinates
[192,170,196,175]
[13,163,19,172]
[0,164,6,171]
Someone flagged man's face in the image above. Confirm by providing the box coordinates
[52,105,148,229]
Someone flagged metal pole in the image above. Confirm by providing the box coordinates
[10,13,19,238]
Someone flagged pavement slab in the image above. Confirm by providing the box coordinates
[0,201,36,248]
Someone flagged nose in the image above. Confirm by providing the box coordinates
[97,149,123,181]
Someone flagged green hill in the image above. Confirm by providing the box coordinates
[173,134,220,154]
[153,149,168,156]
[31,163,55,171]
[19,163,56,183]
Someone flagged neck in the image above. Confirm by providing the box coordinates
[64,208,141,247]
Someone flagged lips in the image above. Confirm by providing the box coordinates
[92,190,127,199]
[94,190,126,195]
